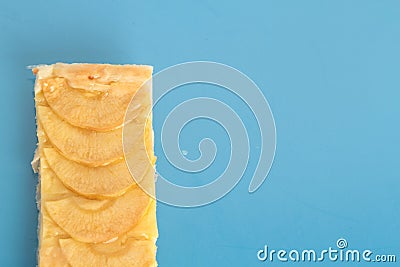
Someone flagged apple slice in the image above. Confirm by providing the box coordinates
[37,106,148,166]
[45,186,151,243]
[124,199,158,242]
[43,147,151,199]
[40,157,71,199]
[59,238,156,267]
[41,77,151,131]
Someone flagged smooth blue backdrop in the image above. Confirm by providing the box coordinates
[1,1,399,266]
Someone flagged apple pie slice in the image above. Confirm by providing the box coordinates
[33,63,157,267]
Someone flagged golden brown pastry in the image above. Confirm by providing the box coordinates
[33,63,157,267]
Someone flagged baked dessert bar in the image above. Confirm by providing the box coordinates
[33,63,157,267]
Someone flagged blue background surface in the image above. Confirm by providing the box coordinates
[1,0,399,266]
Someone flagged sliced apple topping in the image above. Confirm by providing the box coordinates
[43,148,150,198]
[59,238,156,267]
[37,106,148,166]
[40,157,71,199]
[41,77,151,131]
[124,199,158,242]
[40,199,157,267]
[45,186,151,243]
